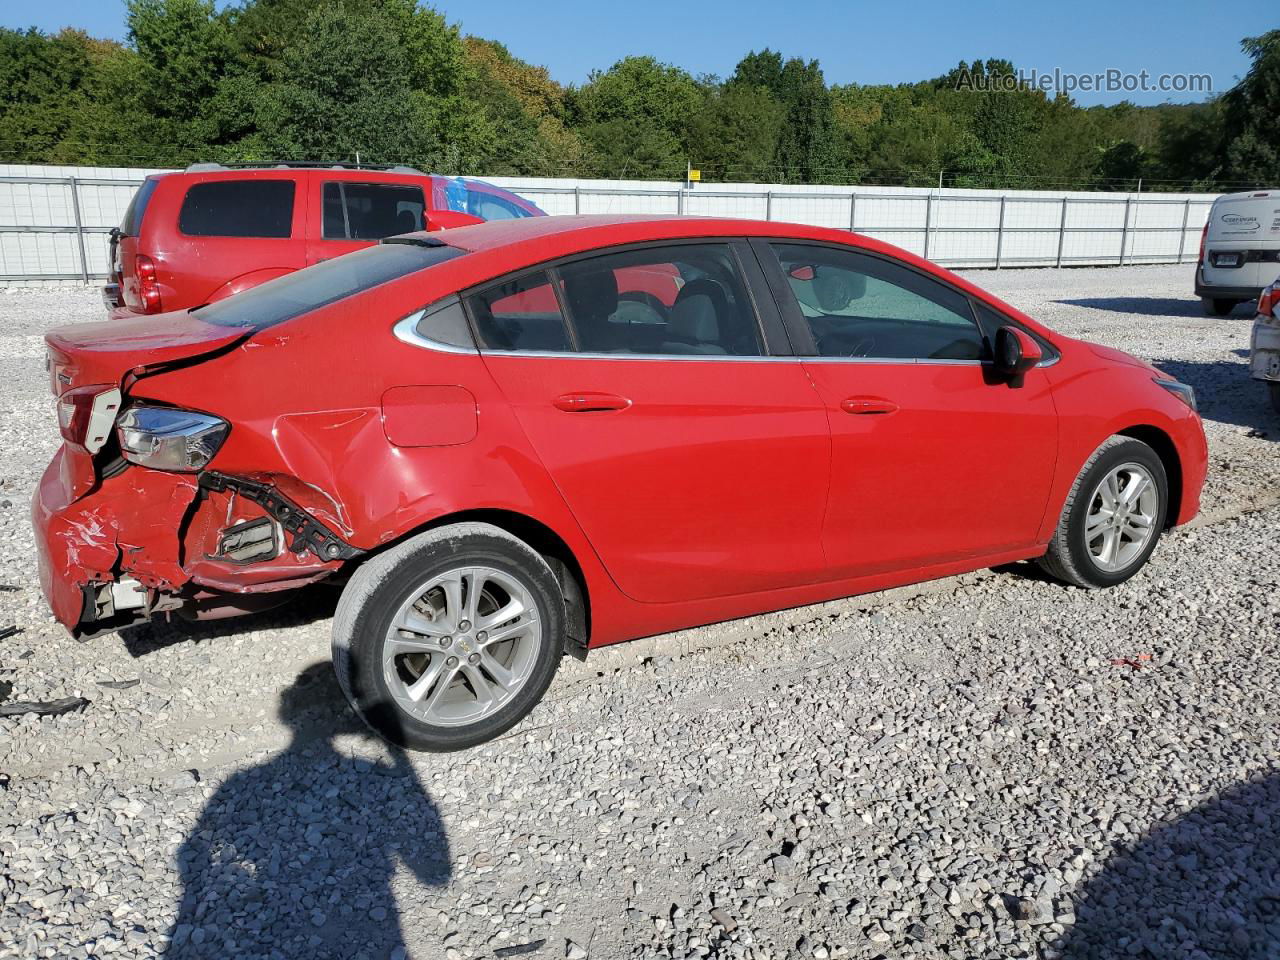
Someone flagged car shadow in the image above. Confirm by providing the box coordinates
[1052,771,1280,959]
[165,662,451,959]
[118,584,341,657]
[1153,360,1276,437]
[1055,297,1250,319]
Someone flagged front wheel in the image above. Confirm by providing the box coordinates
[332,523,565,751]
[1037,436,1168,588]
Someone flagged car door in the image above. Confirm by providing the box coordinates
[469,240,831,604]
[306,177,428,265]
[755,239,1059,578]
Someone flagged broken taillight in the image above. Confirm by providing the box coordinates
[57,385,122,453]
[135,254,162,313]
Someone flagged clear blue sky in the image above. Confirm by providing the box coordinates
[4,0,1274,106]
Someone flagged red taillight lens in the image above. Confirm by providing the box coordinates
[135,254,162,313]
[1259,284,1278,319]
[57,385,121,452]
[1198,223,1208,264]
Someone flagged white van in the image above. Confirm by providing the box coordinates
[1195,189,1280,316]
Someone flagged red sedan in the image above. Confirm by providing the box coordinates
[35,216,1207,750]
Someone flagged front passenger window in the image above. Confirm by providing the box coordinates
[771,243,987,361]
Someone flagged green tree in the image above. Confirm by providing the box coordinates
[253,1,431,163]
[569,56,701,178]
[1223,30,1280,185]
[688,82,784,181]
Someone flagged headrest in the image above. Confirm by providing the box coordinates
[813,268,866,311]
[562,267,619,321]
[670,293,719,342]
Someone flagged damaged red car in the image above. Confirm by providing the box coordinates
[35,215,1208,750]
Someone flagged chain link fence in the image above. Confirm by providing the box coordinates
[0,166,1216,285]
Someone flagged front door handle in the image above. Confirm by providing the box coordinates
[840,397,899,415]
[553,392,632,413]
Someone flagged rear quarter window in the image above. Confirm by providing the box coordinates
[120,178,159,236]
[179,180,295,238]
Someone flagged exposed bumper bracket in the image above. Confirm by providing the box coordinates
[198,472,364,562]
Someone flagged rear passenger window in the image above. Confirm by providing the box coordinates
[323,182,425,239]
[771,243,986,361]
[178,180,294,238]
[558,244,763,356]
[468,272,571,353]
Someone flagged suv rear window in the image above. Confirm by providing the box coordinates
[178,180,295,238]
[323,182,425,239]
[196,240,464,330]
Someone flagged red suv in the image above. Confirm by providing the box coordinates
[104,164,544,319]
[38,215,1207,751]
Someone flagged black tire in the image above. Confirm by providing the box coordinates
[1201,297,1236,316]
[1269,381,1280,417]
[1037,436,1168,589]
[332,522,565,751]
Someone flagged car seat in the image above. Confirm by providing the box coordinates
[663,279,731,354]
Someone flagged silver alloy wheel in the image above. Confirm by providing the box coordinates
[382,565,542,727]
[1084,461,1159,572]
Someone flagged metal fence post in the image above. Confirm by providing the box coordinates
[848,192,857,233]
[573,186,580,215]
[765,191,773,221]
[923,192,934,260]
[1119,196,1132,266]
[67,177,90,284]
[1177,198,1191,262]
[995,196,1007,269]
[677,187,684,216]
[1055,198,1069,268]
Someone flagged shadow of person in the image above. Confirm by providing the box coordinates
[166,663,450,959]
[1054,771,1280,959]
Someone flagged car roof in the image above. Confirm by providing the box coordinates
[427,214,859,256]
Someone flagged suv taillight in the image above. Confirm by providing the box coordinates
[57,385,121,453]
[1259,283,1278,320]
[1198,223,1208,265]
[136,254,162,313]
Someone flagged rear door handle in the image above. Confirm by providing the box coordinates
[553,392,632,413]
[840,397,899,415]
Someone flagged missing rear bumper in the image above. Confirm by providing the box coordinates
[198,472,363,562]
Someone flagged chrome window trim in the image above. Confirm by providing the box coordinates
[471,350,1059,371]
[475,349,799,363]
[393,309,480,355]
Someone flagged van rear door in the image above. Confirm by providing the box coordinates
[1202,192,1280,292]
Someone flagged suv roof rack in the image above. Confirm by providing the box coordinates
[183,161,429,176]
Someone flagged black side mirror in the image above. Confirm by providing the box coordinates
[993,326,1043,379]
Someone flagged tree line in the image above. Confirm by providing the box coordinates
[1,0,1277,191]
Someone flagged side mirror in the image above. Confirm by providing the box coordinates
[993,326,1043,378]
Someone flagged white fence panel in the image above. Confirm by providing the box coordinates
[0,164,1220,285]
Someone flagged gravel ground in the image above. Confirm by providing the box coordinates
[1,265,1278,960]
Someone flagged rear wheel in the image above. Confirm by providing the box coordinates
[1038,436,1168,588]
[1202,297,1236,316]
[333,523,564,751]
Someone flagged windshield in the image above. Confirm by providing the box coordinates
[196,240,464,330]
